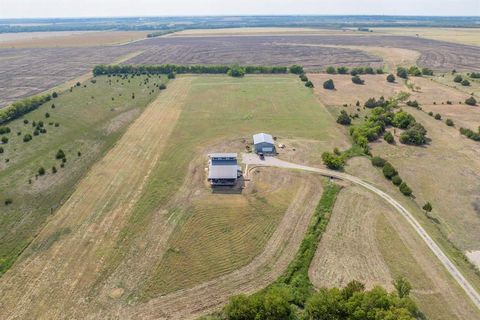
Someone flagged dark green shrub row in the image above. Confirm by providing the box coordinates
[0,94,52,125]
[93,64,291,76]
[460,127,480,141]
[326,65,383,76]
[371,156,413,196]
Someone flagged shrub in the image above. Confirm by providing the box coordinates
[227,65,245,77]
[453,75,463,83]
[24,119,29,124]
[434,113,442,120]
[167,72,176,79]
[33,130,39,136]
[399,182,413,196]
[392,175,403,186]
[305,81,314,88]
[45,112,50,118]
[392,111,416,129]
[408,66,421,76]
[38,167,46,175]
[337,66,349,74]
[52,92,58,98]
[0,127,10,134]
[400,123,427,145]
[56,149,66,160]
[299,74,308,82]
[421,68,434,76]
[336,110,351,125]
[0,147,3,153]
[365,66,375,74]
[470,72,480,79]
[384,131,394,144]
[51,104,55,109]
[4,198,13,206]
[371,156,387,167]
[445,118,454,126]
[52,166,57,174]
[289,65,304,75]
[54,123,60,127]
[446,100,452,105]
[459,127,480,141]
[322,152,344,170]
[326,66,336,74]
[23,134,32,142]
[78,151,82,157]
[351,75,364,85]
[159,84,167,90]
[428,111,434,116]
[376,68,384,74]
[382,162,398,179]
[465,96,477,106]
[406,100,419,108]
[386,74,396,83]
[1,136,8,144]
[461,79,470,86]
[396,67,408,79]
[323,79,335,90]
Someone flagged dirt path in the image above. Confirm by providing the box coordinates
[0,78,191,319]
[242,153,480,311]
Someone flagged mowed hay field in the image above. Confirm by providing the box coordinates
[372,27,480,47]
[0,74,166,275]
[0,31,148,48]
[310,173,480,320]
[0,75,343,318]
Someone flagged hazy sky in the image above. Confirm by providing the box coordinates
[0,0,479,19]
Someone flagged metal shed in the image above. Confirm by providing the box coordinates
[253,133,276,154]
[208,153,241,186]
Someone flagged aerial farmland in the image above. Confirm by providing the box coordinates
[0,12,479,320]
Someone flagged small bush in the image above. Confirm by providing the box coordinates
[386,74,396,83]
[45,112,50,118]
[382,162,398,179]
[0,147,3,153]
[4,198,13,206]
[396,67,408,79]
[23,134,32,142]
[38,167,46,175]
[52,92,58,98]
[465,96,477,106]
[445,119,454,126]
[371,156,387,167]
[24,119,29,124]
[406,100,419,108]
[434,113,442,120]
[461,79,470,86]
[376,68,384,74]
[159,84,167,90]
[337,66,349,74]
[326,66,336,74]
[289,65,304,75]
[421,68,434,76]
[351,75,364,85]
[322,152,344,170]
[52,166,57,174]
[336,110,351,125]
[453,75,463,83]
[323,79,335,90]
[299,74,308,82]
[56,149,66,160]
[428,111,433,116]
[305,81,314,88]
[1,136,8,144]
[384,131,394,144]
[167,72,176,79]
[392,175,403,186]
[399,182,413,196]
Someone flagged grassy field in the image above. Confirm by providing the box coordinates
[0,31,148,48]
[372,27,480,47]
[0,74,344,318]
[0,74,166,274]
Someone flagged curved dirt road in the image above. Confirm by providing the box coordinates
[242,153,480,310]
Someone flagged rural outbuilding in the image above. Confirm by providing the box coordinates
[208,153,242,186]
[253,133,276,154]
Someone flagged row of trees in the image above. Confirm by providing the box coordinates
[396,66,433,79]
[0,94,53,125]
[325,65,384,76]
[372,156,413,196]
[460,127,480,141]
[93,64,299,76]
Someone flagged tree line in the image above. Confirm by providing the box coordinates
[93,64,298,77]
[0,94,53,125]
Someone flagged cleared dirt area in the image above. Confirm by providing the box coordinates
[341,158,480,320]
[373,27,480,47]
[0,31,148,48]
[0,78,188,319]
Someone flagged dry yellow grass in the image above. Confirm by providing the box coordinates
[309,74,407,106]
[0,31,148,48]
[0,78,190,319]
[373,28,480,47]
[341,158,480,320]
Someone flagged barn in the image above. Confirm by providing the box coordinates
[253,133,276,154]
[208,153,242,186]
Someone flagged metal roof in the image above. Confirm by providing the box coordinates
[209,153,237,160]
[253,133,274,145]
[208,165,238,180]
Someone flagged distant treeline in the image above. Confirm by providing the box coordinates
[146,30,180,38]
[92,64,291,76]
[0,94,52,125]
